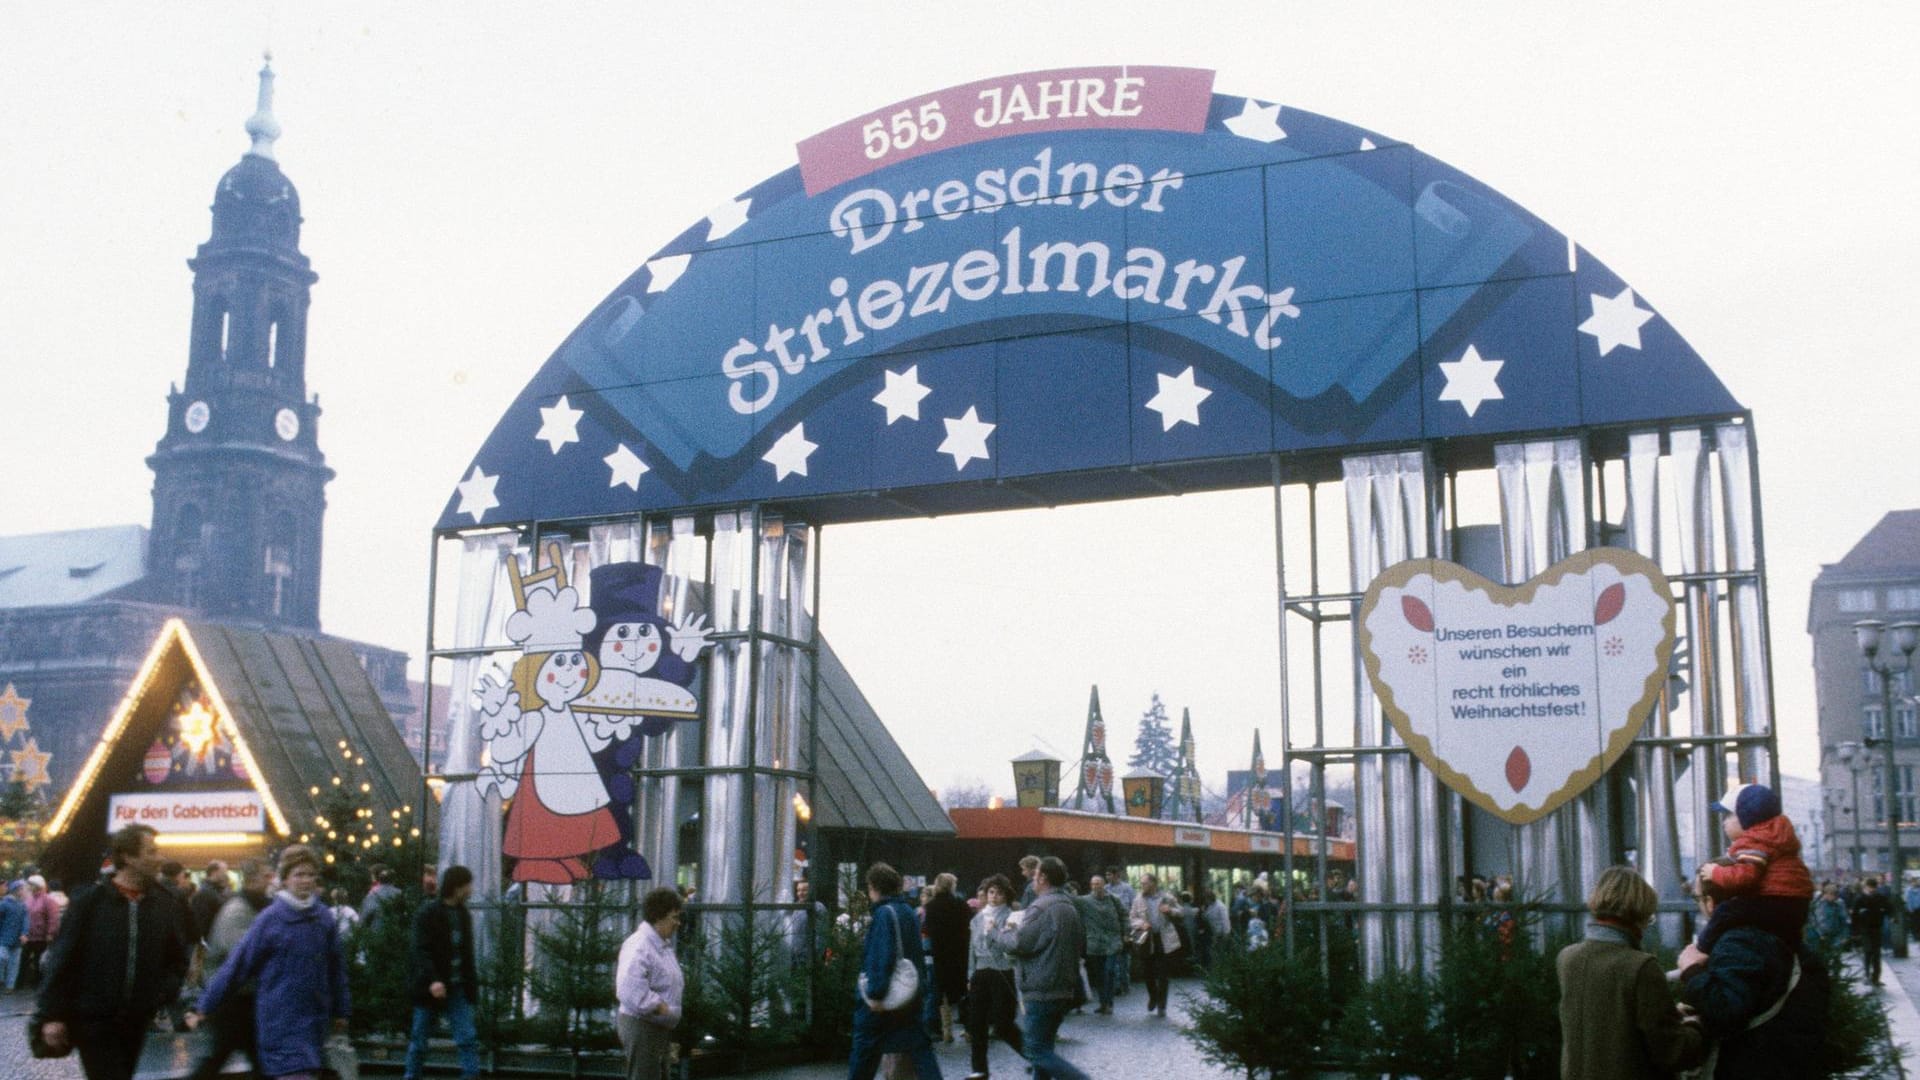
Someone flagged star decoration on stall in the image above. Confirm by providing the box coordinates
[0,684,28,742]
[10,738,50,792]
[873,365,933,424]
[705,196,752,241]
[1578,286,1656,356]
[456,466,500,523]
[1437,344,1505,418]
[535,396,584,454]
[1145,366,1213,431]
[938,407,996,471]
[1224,99,1286,143]
[646,253,692,293]
[604,443,648,491]
[763,423,818,481]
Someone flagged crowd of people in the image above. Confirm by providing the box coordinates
[9,824,501,1080]
[1556,781,1897,1079]
[15,776,1906,1080]
[842,853,1287,1080]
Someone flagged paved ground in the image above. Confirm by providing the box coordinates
[749,978,1240,1079]
[0,979,1233,1080]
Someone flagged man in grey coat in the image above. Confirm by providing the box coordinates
[995,856,1090,1080]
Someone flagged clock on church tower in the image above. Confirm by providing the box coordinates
[145,59,334,630]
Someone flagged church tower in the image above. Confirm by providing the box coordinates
[146,59,332,629]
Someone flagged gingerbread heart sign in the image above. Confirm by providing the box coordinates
[1358,548,1676,825]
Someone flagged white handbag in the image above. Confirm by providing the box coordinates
[858,906,920,1011]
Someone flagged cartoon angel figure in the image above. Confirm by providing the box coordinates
[476,547,627,885]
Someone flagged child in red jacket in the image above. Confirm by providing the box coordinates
[1694,782,1814,951]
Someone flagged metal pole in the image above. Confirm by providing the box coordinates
[1883,668,1909,957]
[1852,762,1865,875]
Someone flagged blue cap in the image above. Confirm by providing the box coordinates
[1710,783,1781,829]
[5,880,20,893]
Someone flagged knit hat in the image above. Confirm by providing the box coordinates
[1710,783,1781,830]
[26,874,45,890]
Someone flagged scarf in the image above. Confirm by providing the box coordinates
[276,889,318,911]
[1587,917,1644,948]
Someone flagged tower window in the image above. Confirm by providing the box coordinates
[268,321,278,368]
[265,518,297,620]
[220,311,232,362]
[174,503,204,609]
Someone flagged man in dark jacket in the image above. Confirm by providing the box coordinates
[406,864,479,1080]
[36,824,189,1080]
[1851,876,1896,984]
[189,860,229,945]
[1679,879,1828,1078]
[995,855,1091,1080]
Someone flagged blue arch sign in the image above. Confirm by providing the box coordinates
[441,67,1738,529]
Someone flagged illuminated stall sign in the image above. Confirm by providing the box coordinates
[439,66,1739,530]
[1357,549,1676,825]
[108,790,264,834]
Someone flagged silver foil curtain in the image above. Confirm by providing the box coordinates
[1625,432,1686,946]
[702,511,757,906]
[438,532,515,904]
[1493,439,1595,938]
[1343,450,1436,974]
[1299,422,1774,975]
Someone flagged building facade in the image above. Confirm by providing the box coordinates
[1812,510,1920,874]
[0,64,413,800]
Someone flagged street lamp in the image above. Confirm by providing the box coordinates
[1857,618,1920,958]
[1836,740,1867,874]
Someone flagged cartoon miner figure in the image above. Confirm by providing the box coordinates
[477,546,628,885]
[573,561,711,879]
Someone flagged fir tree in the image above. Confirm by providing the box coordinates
[1128,692,1178,776]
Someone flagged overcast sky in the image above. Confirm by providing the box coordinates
[4,3,1917,800]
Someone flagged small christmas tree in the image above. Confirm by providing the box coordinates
[527,883,624,1051]
[1128,692,1178,777]
[295,739,423,900]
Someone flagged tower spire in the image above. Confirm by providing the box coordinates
[244,53,281,160]
[1065,685,1116,814]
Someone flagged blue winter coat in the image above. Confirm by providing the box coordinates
[200,894,350,1077]
[855,896,931,1047]
[0,894,26,946]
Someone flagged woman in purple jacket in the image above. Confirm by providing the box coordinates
[194,845,350,1080]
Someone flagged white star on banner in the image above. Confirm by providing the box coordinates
[604,444,648,491]
[706,196,752,241]
[873,365,933,424]
[1578,286,1657,356]
[455,466,500,523]
[535,396,584,454]
[1224,99,1286,143]
[763,423,818,482]
[646,254,691,293]
[938,407,996,471]
[1145,366,1213,431]
[1359,137,1377,151]
[1437,345,1506,418]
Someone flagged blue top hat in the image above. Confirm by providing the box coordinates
[585,562,669,659]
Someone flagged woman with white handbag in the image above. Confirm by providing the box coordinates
[848,864,945,1080]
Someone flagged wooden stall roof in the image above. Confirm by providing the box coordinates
[948,806,1354,861]
[43,618,423,880]
[813,637,954,838]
